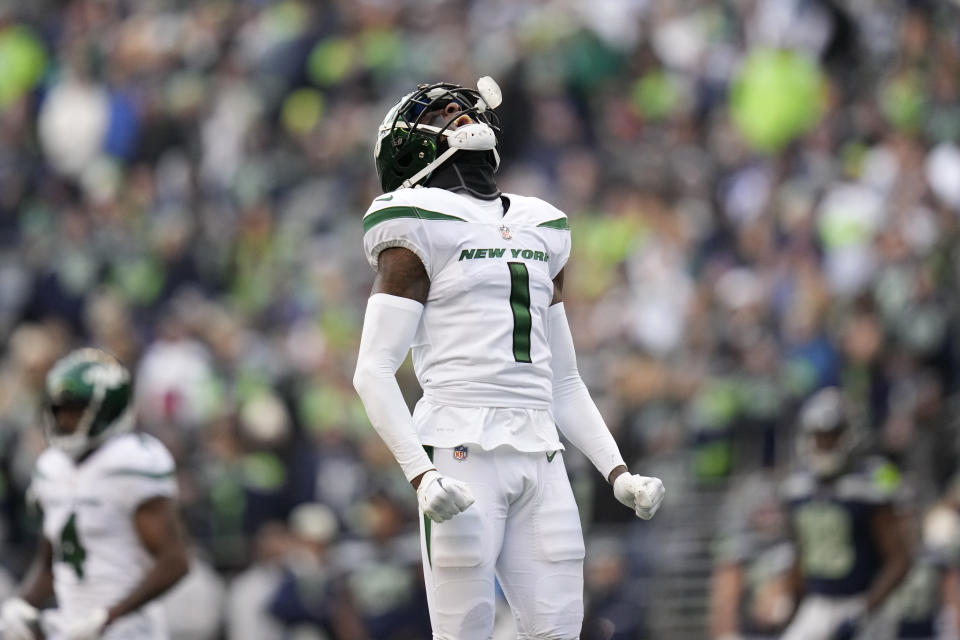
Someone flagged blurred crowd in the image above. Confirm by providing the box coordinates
[1,0,960,638]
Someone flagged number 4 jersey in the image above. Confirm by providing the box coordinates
[29,432,177,639]
[362,187,571,452]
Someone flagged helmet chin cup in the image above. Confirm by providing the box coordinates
[399,123,497,188]
[446,123,497,151]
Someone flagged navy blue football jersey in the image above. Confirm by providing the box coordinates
[782,457,902,596]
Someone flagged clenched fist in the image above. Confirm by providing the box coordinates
[613,473,665,520]
[417,470,476,523]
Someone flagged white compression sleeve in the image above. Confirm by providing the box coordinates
[353,293,435,482]
[549,303,626,479]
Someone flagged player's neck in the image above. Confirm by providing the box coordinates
[426,151,501,201]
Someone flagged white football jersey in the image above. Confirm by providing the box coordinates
[30,433,177,640]
[363,187,571,451]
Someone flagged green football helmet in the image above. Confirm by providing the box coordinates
[374,77,503,192]
[44,348,134,458]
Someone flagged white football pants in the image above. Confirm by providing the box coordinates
[780,594,896,640]
[419,446,585,640]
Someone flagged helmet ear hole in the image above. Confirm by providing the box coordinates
[377,131,437,192]
[394,140,425,169]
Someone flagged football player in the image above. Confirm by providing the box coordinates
[0,348,189,640]
[884,502,960,640]
[352,77,666,640]
[780,387,910,640]
[709,472,795,640]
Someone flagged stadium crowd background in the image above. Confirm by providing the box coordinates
[1,0,959,638]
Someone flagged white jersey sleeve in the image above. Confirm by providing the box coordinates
[29,448,73,512]
[97,433,177,514]
[527,199,571,279]
[28,434,176,639]
[362,189,457,278]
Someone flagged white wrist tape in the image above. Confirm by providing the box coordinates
[353,294,435,482]
[549,303,626,479]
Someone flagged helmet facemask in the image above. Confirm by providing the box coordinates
[796,387,859,478]
[374,78,502,193]
[799,427,854,478]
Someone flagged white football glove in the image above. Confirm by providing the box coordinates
[0,598,39,640]
[417,470,476,523]
[46,607,109,640]
[613,473,665,520]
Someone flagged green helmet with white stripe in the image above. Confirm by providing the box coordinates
[374,77,503,193]
[44,348,134,458]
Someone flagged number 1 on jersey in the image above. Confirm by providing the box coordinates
[508,262,532,363]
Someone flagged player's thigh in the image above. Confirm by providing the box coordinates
[855,612,897,640]
[421,448,505,640]
[780,597,842,640]
[496,452,585,639]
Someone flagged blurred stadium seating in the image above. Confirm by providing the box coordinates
[1,0,959,638]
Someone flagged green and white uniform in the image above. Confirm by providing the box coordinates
[363,186,570,453]
[363,186,583,640]
[30,433,177,640]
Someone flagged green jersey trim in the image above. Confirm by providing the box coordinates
[363,206,466,232]
[536,217,570,230]
[423,445,434,569]
[106,468,176,480]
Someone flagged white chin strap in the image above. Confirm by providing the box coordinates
[446,122,498,150]
[401,122,500,189]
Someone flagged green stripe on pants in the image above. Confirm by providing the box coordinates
[423,445,434,568]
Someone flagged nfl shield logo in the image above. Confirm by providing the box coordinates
[499,225,512,240]
[454,445,468,461]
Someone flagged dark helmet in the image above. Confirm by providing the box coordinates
[374,77,502,193]
[796,387,859,477]
[44,348,134,458]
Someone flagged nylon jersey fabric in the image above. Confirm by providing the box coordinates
[30,433,177,640]
[362,187,571,426]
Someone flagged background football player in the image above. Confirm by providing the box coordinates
[352,77,666,640]
[882,500,960,639]
[709,471,795,640]
[780,387,910,640]
[0,348,189,640]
